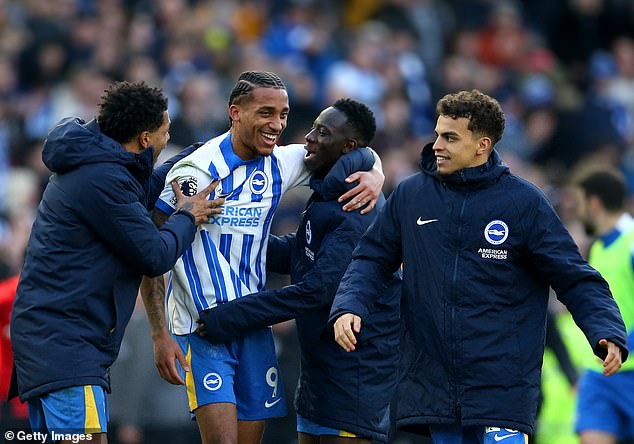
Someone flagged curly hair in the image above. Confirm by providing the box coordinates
[228,71,286,107]
[332,98,376,147]
[97,81,167,144]
[436,89,505,145]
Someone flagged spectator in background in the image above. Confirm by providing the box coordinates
[168,73,226,148]
[574,166,634,444]
[0,275,28,434]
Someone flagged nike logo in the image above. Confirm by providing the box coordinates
[494,434,518,442]
[417,218,438,226]
[264,398,282,408]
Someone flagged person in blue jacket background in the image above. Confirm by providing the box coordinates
[332,89,628,444]
[9,81,223,442]
[197,98,401,444]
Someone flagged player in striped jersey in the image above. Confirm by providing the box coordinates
[142,71,384,444]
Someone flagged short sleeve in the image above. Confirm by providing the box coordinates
[275,144,311,193]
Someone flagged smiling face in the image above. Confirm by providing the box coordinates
[304,107,356,175]
[432,115,491,176]
[229,87,289,161]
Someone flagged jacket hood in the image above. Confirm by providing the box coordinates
[418,141,509,188]
[310,147,375,200]
[42,117,154,175]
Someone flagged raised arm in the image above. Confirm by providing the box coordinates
[78,169,219,277]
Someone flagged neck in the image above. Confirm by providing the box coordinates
[597,211,624,236]
[121,140,144,155]
[230,130,257,161]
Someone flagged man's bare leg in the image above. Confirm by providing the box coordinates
[238,420,266,444]
[298,432,320,444]
[194,402,238,444]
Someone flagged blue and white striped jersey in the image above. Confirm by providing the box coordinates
[156,131,310,335]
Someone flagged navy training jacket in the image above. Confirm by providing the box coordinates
[11,118,198,401]
[200,148,402,442]
[330,143,628,435]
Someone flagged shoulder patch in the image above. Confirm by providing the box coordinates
[180,176,199,197]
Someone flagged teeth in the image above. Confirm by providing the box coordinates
[261,132,277,141]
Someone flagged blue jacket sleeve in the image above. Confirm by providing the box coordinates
[147,143,201,209]
[199,216,365,343]
[329,188,403,323]
[77,165,196,277]
[526,194,628,362]
[266,233,296,274]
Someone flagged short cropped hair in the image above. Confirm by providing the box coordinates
[575,165,627,212]
[97,81,167,144]
[436,89,505,145]
[332,98,376,147]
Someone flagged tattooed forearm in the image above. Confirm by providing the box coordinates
[140,275,168,338]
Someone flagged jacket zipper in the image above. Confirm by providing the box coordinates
[451,183,467,419]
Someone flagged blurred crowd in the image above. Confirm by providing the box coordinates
[1,0,634,442]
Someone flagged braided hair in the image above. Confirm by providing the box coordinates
[228,71,286,107]
[332,98,376,147]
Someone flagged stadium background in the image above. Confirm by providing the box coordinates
[0,0,633,443]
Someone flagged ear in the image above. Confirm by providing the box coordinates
[589,194,604,214]
[476,136,492,156]
[342,138,358,154]
[138,131,151,149]
[229,104,241,125]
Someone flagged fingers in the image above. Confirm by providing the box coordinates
[359,197,377,215]
[339,170,381,213]
[171,180,185,199]
[340,187,372,212]
[338,183,363,206]
[352,315,362,333]
[154,337,188,385]
[599,339,622,376]
[156,356,186,385]
[198,180,219,198]
[209,197,225,211]
[334,314,360,352]
[345,171,362,184]
[196,322,207,337]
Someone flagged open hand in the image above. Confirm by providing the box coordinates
[339,169,384,214]
[173,180,224,225]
